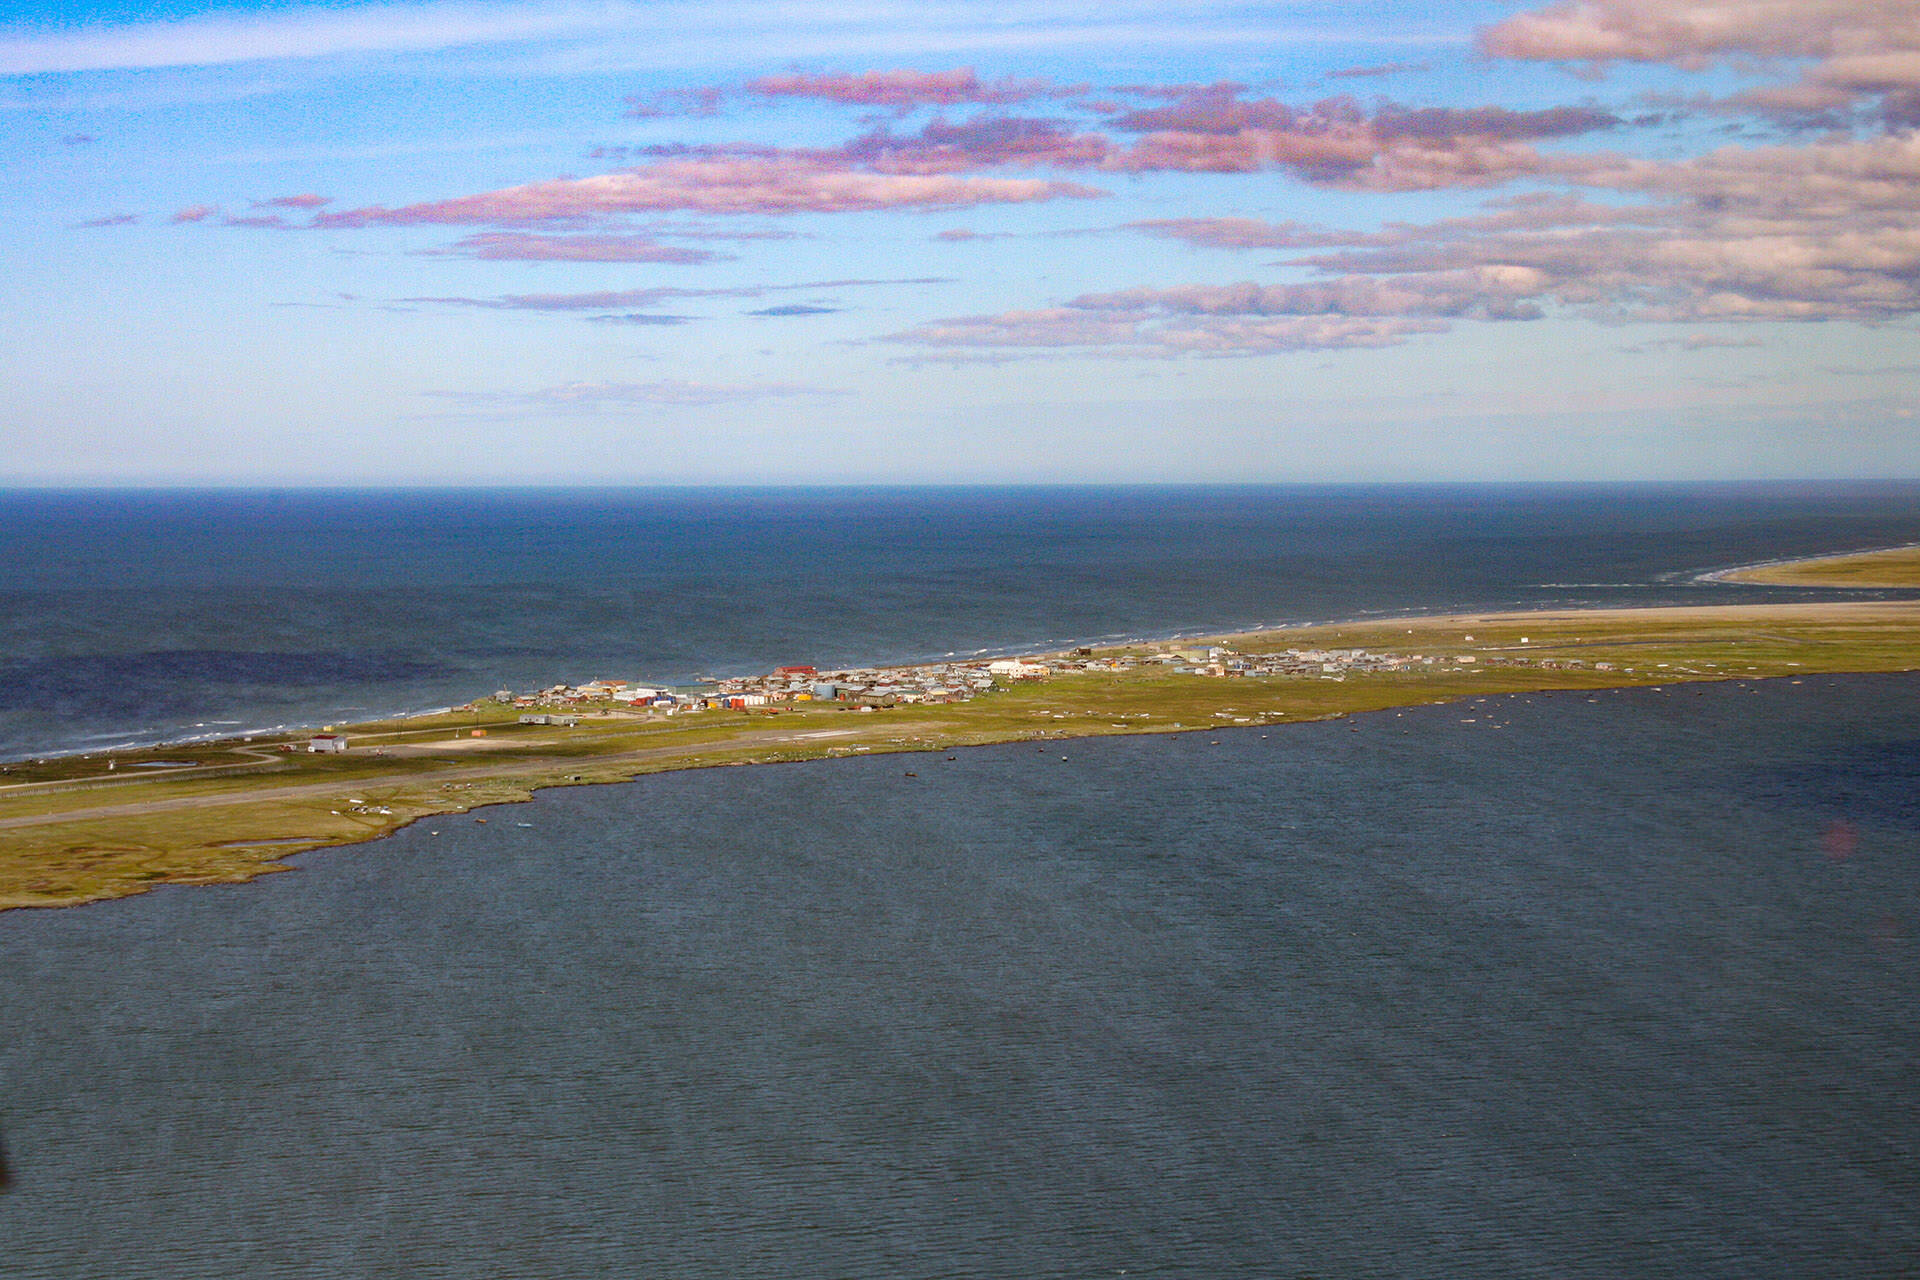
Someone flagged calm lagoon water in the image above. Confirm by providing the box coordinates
[4,484,1918,1275]
[4,674,1917,1278]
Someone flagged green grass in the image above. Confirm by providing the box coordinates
[1720,545,1920,588]
[3,600,1917,911]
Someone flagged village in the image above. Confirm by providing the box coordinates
[480,637,1592,721]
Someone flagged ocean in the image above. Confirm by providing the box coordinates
[3,483,1919,759]
[3,483,1919,1276]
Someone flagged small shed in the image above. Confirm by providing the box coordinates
[308,734,348,754]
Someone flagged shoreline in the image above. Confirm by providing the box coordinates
[1698,542,1920,587]
[0,569,1862,769]
[4,598,1918,914]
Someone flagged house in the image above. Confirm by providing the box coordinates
[308,734,348,753]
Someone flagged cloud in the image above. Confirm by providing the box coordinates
[1821,361,1920,376]
[1130,217,1382,249]
[745,304,839,315]
[897,112,1920,358]
[1072,274,1547,322]
[59,132,96,144]
[680,92,1620,195]
[256,193,331,209]
[1620,334,1767,352]
[888,303,1449,356]
[406,276,953,315]
[429,231,726,263]
[1272,134,1920,325]
[585,313,695,325]
[315,154,1104,223]
[1481,0,1920,128]
[623,85,727,118]
[313,86,1629,241]
[224,213,291,228]
[0,2,630,74]
[170,204,219,223]
[432,379,845,409]
[744,67,1074,109]
[1088,88,1617,189]
[73,213,137,228]
[1102,86,1614,142]
[410,286,718,311]
[0,0,1365,78]
[1479,0,1910,66]
[1327,62,1429,80]
[891,306,1149,349]
[835,114,1113,174]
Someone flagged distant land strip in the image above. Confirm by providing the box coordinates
[2,600,1918,913]
[1706,544,1920,589]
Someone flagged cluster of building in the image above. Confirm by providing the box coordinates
[485,640,1529,716]
[299,638,1594,754]
[493,657,1038,713]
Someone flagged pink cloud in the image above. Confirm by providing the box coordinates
[1090,90,1615,189]
[316,155,1104,225]
[407,276,955,315]
[892,307,1148,349]
[258,193,331,209]
[1072,274,1546,322]
[74,213,138,228]
[410,287,713,311]
[840,115,1114,174]
[431,232,725,264]
[170,204,219,223]
[745,68,1071,109]
[1481,0,1920,127]
[1479,0,1897,66]
[1130,218,1385,249]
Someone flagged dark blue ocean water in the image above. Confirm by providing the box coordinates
[3,674,1917,1278]
[3,483,1919,760]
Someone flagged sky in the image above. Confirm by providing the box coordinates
[4,0,1919,484]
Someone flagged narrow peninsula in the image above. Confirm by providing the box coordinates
[4,592,1918,913]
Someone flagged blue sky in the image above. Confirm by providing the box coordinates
[4,0,1917,483]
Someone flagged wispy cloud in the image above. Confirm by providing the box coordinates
[317,154,1103,223]
[0,2,623,75]
[256,193,332,210]
[406,276,952,314]
[745,67,1078,109]
[430,378,846,409]
[426,231,727,263]
[0,2,1461,78]
[1620,334,1766,353]
[1326,61,1429,79]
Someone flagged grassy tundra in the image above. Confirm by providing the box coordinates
[3,600,1917,912]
